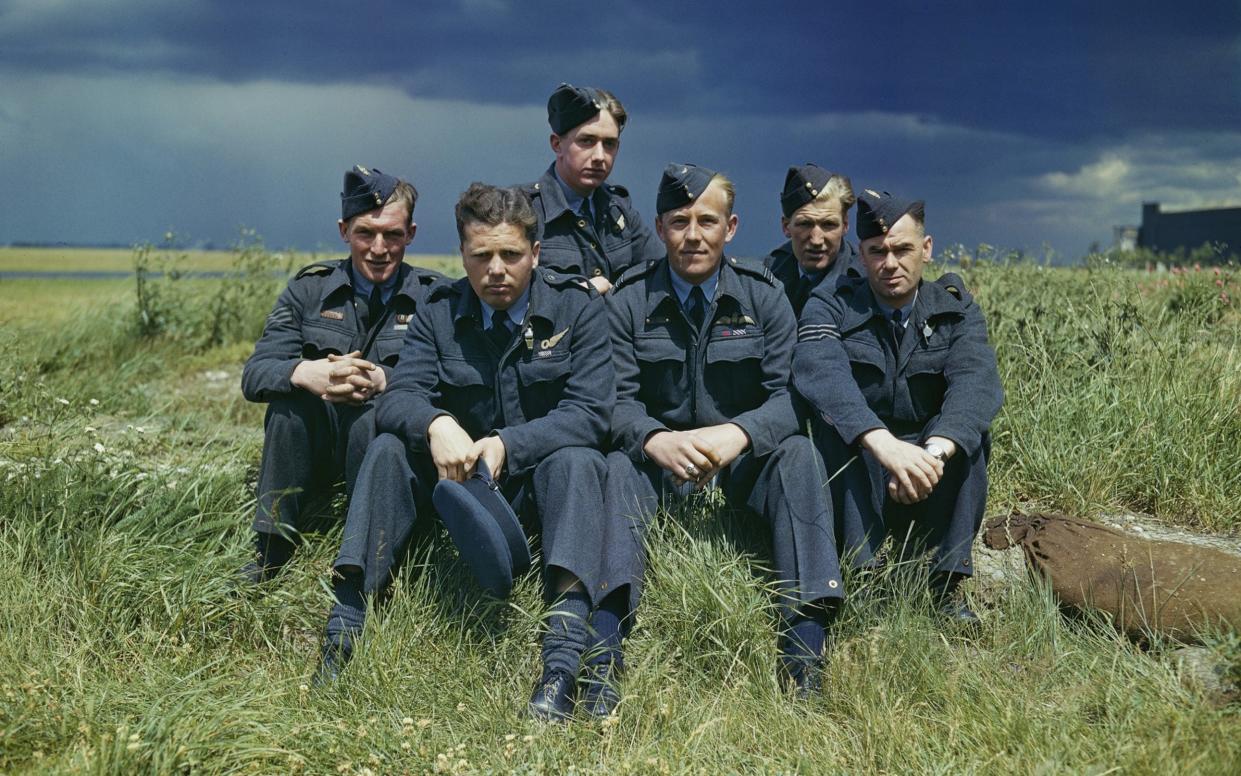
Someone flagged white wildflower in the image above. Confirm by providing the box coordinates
[89,398,100,406]
[56,398,70,406]
[93,442,106,453]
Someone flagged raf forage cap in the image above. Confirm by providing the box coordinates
[656,162,718,215]
[855,188,922,241]
[341,165,401,221]
[780,163,838,218]
[547,82,623,135]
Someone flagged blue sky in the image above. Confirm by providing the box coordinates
[2,0,1239,261]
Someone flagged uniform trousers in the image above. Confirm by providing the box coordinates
[604,435,843,619]
[252,390,376,538]
[337,433,614,601]
[812,421,990,578]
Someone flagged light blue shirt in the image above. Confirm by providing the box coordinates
[350,265,399,304]
[480,285,531,331]
[553,167,594,223]
[876,288,919,329]
[668,264,720,307]
[798,266,825,283]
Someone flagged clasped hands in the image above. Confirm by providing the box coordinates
[861,429,958,505]
[292,350,386,405]
[642,423,750,489]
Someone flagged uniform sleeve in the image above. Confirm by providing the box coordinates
[726,285,800,457]
[610,291,671,459]
[374,301,450,451]
[240,283,305,402]
[497,294,614,473]
[791,290,886,445]
[922,301,1003,455]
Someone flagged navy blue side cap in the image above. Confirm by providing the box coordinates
[341,165,401,221]
[548,82,623,135]
[656,163,718,215]
[855,188,922,241]
[781,163,836,218]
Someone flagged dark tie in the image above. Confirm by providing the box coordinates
[891,308,905,345]
[685,286,708,330]
[487,309,513,352]
[793,274,814,313]
[366,286,385,329]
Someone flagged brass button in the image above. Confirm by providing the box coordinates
[963,559,971,567]
[828,579,838,589]
[600,581,609,590]
[577,219,587,228]
[590,242,597,250]
[805,181,813,189]
[592,268,603,277]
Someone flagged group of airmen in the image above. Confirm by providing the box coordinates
[240,83,1004,722]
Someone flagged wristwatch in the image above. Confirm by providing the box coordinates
[924,442,948,463]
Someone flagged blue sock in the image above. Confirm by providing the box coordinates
[541,589,592,676]
[325,570,366,654]
[586,589,628,668]
[781,603,833,673]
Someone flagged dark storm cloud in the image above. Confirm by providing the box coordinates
[2,0,1237,139]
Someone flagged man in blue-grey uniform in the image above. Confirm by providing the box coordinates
[313,183,618,723]
[763,163,862,317]
[239,166,440,583]
[521,82,662,294]
[792,190,1003,623]
[605,163,844,702]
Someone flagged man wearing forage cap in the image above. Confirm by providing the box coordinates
[763,163,862,316]
[791,189,1003,624]
[520,82,662,294]
[239,165,440,584]
[312,184,619,728]
[603,163,845,703]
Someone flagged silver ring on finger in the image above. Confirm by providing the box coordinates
[684,463,700,478]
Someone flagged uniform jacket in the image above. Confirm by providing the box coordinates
[763,239,862,316]
[522,164,663,283]
[376,268,614,475]
[610,256,800,461]
[241,259,441,403]
[791,272,1003,455]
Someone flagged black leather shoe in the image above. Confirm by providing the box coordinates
[938,599,982,631]
[237,559,281,586]
[311,640,353,687]
[578,660,622,719]
[929,572,981,632]
[783,658,825,700]
[527,668,576,723]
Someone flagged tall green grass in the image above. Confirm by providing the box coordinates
[0,249,1238,773]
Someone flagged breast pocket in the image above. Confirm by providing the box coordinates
[536,236,585,275]
[704,335,765,413]
[904,346,949,421]
[842,336,887,407]
[633,336,686,414]
[515,350,573,419]
[301,321,355,358]
[438,357,493,430]
[370,331,405,367]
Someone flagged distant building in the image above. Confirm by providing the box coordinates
[1136,202,1241,260]
[1112,225,1138,252]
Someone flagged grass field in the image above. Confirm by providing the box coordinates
[0,245,1238,774]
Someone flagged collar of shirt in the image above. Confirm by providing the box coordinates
[552,167,595,222]
[876,288,919,328]
[667,263,721,307]
[798,266,826,283]
[479,284,531,330]
[349,264,400,304]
